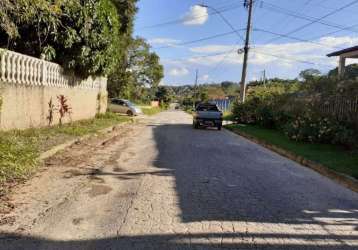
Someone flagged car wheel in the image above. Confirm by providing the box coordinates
[127,110,134,116]
[193,121,199,129]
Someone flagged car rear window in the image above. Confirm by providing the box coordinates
[111,99,124,105]
[196,105,219,111]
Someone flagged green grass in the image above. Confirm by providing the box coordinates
[0,113,130,188]
[223,111,235,121]
[141,107,163,116]
[225,124,358,179]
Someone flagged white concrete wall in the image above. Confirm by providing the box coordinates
[0,49,107,130]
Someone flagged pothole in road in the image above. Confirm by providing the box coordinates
[87,184,112,198]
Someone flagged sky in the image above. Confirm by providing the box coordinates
[134,0,358,86]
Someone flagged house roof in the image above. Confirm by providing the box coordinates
[327,45,358,57]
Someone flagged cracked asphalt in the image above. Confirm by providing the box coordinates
[1,110,358,249]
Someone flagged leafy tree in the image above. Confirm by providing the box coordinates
[199,88,209,102]
[108,37,163,98]
[155,86,173,106]
[107,0,138,98]
[0,0,18,40]
[0,0,132,78]
[299,68,321,81]
[0,0,64,57]
[129,38,163,88]
[221,81,236,89]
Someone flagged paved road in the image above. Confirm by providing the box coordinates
[1,111,358,249]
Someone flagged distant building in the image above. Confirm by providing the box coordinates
[327,45,358,77]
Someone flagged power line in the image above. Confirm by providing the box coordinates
[162,49,236,63]
[261,2,358,34]
[261,0,358,43]
[253,28,344,50]
[309,23,358,40]
[259,1,358,41]
[205,42,241,76]
[198,4,245,42]
[251,48,332,67]
[161,46,331,83]
[284,0,358,36]
[153,28,245,50]
[263,0,315,35]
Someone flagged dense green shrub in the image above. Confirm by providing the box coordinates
[232,79,358,148]
[283,113,334,143]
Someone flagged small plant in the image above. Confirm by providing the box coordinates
[57,95,72,125]
[46,98,56,126]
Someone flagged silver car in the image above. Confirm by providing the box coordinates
[108,99,142,116]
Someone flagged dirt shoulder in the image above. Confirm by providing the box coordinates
[0,120,147,237]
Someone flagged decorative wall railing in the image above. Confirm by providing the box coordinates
[0,49,107,90]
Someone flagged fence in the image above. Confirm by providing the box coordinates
[316,95,358,121]
[0,49,108,130]
[211,99,233,112]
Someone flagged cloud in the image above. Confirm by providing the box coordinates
[200,74,210,81]
[190,45,234,53]
[187,36,358,68]
[182,5,208,26]
[168,67,189,76]
[148,38,181,47]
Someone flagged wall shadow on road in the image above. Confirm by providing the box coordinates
[1,232,358,250]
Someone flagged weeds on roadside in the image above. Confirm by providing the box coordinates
[142,107,162,116]
[0,135,38,186]
[0,112,130,188]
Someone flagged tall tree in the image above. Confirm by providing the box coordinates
[0,0,131,78]
[108,37,163,98]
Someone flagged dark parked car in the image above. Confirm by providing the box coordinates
[192,103,223,130]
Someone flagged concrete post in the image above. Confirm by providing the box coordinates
[338,56,346,77]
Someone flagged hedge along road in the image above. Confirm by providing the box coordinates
[0,110,357,250]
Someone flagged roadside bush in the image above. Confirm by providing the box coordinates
[332,123,357,149]
[232,80,358,148]
[283,113,334,143]
[232,98,259,124]
[232,83,296,128]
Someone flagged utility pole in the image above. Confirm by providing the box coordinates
[240,0,253,103]
[193,69,199,108]
[263,69,266,88]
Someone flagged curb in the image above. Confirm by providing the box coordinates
[225,127,358,193]
[39,120,132,161]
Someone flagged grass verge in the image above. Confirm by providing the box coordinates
[0,113,130,189]
[223,111,234,121]
[225,124,358,179]
[141,107,163,116]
